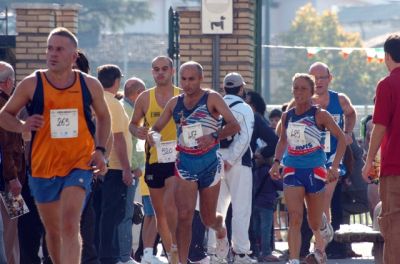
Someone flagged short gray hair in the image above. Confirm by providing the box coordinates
[0,61,14,82]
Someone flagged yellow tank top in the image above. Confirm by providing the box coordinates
[144,86,179,164]
[30,71,95,178]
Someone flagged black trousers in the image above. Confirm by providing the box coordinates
[18,182,52,264]
[300,180,346,256]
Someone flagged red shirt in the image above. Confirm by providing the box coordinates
[373,66,400,176]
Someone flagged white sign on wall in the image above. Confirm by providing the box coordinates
[201,0,233,34]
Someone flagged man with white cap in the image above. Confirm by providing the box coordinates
[209,72,255,263]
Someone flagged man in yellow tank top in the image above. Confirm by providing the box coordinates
[0,27,111,264]
[129,56,179,263]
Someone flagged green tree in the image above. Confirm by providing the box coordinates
[273,3,386,105]
[1,0,152,46]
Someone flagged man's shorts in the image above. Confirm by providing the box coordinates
[144,162,175,189]
[175,148,223,189]
[29,169,93,203]
[142,195,155,216]
[282,166,326,194]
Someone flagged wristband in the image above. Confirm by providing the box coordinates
[95,146,106,155]
[273,158,280,164]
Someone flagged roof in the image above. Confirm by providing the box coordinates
[363,31,400,47]
[338,3,400,24]
[85,33,168,64]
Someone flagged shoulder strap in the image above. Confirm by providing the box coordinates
[228,100,243,108]
[79,72,95,137]
[26,71,44,116]
[284,108,294,128]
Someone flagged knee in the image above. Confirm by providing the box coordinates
[61,220,79,237]
[288,211,303,229]
[177,208,193,225]
[308,217,321,231]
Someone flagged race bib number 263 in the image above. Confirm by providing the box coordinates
[50,109,78,138]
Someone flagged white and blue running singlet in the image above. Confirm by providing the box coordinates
[325,90,346,176]
[172,91,223,188]
[283,106,326,168]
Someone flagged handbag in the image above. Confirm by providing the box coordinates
[132,201,144,225]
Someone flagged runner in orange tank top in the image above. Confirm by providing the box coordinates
[0,27,111,264]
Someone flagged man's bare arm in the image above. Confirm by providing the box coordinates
[338,93,356,133]
[362,124,385,181]
[86,76,111,148]
[151,97,177,133]
[129,91,149,140]
[0,75,44,133]
[209,93,240,139]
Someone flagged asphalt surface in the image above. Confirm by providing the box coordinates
[272,241,375,264]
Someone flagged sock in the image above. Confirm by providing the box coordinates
[143,247,153,258]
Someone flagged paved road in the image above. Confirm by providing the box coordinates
[272,242,374,264]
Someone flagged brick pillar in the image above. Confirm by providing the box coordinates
[12,3,80,82]
[177,0,255,90]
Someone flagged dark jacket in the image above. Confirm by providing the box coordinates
[0,91,26,191]
[253,164,283,209]
[250,112,281,209]
[250,112,278,159]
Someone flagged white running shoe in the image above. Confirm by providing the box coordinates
[304,249,327,264]
[233,253,257,264]
[286,260,300,264]
[210,254,227,264]
[192,256,210,264]
[215,236,229,259]
[320,213,334,244]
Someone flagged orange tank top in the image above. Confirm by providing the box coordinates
[29,71,95,178]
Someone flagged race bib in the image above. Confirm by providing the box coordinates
[50,109,78,138]
[332,114,341,125]
[323,131,331,153]
[182,123,203,148]
[287,123,306,146]
[156,140,177,163]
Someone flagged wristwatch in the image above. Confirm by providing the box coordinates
[211,131,219,140]
[95,146,106,155]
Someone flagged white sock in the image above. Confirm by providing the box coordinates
[143,247,153,257]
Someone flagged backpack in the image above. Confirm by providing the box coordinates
[220,100,243,148]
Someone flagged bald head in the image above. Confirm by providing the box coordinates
[124,77,146,101]
[179,61,203,77]
[309,62,330,75]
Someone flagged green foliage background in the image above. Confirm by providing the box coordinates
[1,0,153,46]
[273,4,386,105]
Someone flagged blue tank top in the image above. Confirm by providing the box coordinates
[283,106,326,168]
[325,90,344,164]
[172,91,221,155]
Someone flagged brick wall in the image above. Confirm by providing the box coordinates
[177,0,255,90]
[12,3,80,81]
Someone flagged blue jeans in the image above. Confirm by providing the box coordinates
[0,211,6,264]
[250,206,274,257]
[96,169,136,264]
